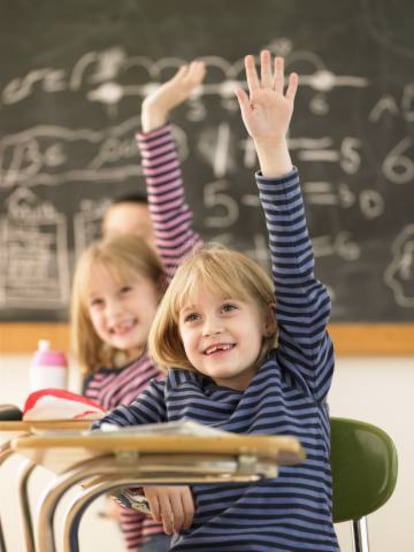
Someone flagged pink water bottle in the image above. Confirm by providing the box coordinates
[29,339,68,392]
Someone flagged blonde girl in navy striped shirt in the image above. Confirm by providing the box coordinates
[93,51,340,551]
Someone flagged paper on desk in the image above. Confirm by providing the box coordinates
[95,420,230,437]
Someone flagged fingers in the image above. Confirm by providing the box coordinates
[186,60,206,87]
[272,56,284,94]
[159,486,194,534]
[243,50,297,99]
[234,85,250,113]
[171,65,188,82]
[158,493,175,534]
[144,489,162,522]
[147,490,174,533]
[176,60,205,91]
[244,54,260,96]
[285,71,299,102]
[260,49,272,88]
[144,486,194,535]
[178,486,195,530]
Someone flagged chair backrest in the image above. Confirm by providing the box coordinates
[330,417,398,523]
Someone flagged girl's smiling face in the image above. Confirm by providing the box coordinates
[178,288,274,391]
[88,263,160,361]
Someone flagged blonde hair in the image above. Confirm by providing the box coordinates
[71,234,165,374]
[148,244,278,372]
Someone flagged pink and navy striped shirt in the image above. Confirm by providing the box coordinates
[83,123,201,551]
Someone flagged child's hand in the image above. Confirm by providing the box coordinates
[235,50,298,176]
[142,485,194,535]
[235,50,298,145]
[141,61,206,133]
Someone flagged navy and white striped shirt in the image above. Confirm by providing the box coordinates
[94,168,339,551]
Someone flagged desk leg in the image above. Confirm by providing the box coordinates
[35,456,132,552]
[1,445,36,552]
[0,444,13,465]
[16,459,36,552]
[62,478,145,552]
[0,521,6,552]
[0,445,14,552]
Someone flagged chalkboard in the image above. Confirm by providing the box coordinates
[0,0,413,323]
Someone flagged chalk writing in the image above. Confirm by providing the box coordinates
[0,13,413,321]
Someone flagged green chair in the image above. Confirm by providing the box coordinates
[330,417,398,552]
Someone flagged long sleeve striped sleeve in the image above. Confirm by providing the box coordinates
[136,124,202,281]
[256,167,334,402]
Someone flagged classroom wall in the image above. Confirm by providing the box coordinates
[0,353,412,551]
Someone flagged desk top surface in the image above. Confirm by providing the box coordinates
[0,420,93,434]
[11,429,305,475]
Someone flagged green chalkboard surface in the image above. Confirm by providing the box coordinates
[0,0,413,322]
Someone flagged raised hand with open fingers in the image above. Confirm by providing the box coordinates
[235,50,298,144]
[141,60,206,133]
[235,50,298,176]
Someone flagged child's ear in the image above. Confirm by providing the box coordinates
[263,303,277,336]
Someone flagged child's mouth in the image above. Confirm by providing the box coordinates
[204,343,235,355]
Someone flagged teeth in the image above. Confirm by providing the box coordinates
[112,320,134,333]
[205,344,233,355]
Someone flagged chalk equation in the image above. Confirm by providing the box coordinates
[0,118,143,188]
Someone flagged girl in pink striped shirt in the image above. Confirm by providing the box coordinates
[70,61,205,551]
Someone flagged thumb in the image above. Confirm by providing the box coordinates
[234,86,250,113]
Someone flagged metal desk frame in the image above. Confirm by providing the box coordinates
[11,429,304,552]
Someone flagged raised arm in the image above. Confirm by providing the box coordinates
[136,62,205,280]
[236,51,333,399]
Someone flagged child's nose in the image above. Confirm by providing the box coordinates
[202,316,224,337]
[106,298,123,319]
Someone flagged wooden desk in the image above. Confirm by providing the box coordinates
[0,420,92,552]
[0,420,93,434]
[12,427,305,552]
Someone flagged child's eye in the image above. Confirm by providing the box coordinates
[184,312,199,323]
[89,297,104,308]
[120,285,133,294]
[222,303,237,312]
